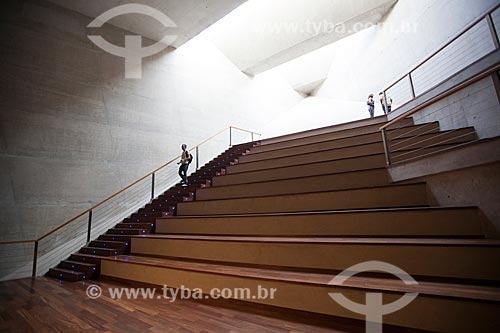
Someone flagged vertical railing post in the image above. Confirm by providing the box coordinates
[251,132,254,142]
[32,241,39,278]
[229,126,232,147]
[408,73,416,99]
[195,146,199,170]
[487,14,500,49]
[382,91,389,115]
[151,172,155,200]
[381,128,392,166]
[87,210,92,243]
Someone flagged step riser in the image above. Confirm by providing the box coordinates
[80,248,121,256]
[108,229,148,235]
[259,116,395,146]
[177,184,428,216]
[236,129,476,169]
[156,208,483,237]
[130,238,500,281]
[228,142,387,174]
[243,124,441,163]
[197,169,391,200]
[58,262,96,275]
[69,255,102,265]
[390,132,477,163]
[101,260,500,333]
[213,155,387,186]
[47,269,83,282]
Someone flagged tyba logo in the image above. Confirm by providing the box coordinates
[328,261,419,333]
[87,4,177,79]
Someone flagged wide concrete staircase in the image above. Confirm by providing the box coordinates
[47,142,255,281]
[95,116,499,332]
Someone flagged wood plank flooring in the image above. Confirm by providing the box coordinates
[0,277,432,333]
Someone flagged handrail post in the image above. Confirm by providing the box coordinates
[87,210,92,243]
[32,241,38,278]
[381,128,392,166]
[251,132,254,142]
[151,173,155,200]
[383,91,389,115]
[408,73,416,99]
[487,14,500,49]
[229,126,232,147]
[195,146,199,170]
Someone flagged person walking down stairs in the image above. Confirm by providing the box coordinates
[178,144,192,186]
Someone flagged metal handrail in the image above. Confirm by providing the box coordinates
[0,125,261,277]
[381,61,500,131]
[379,3,500,166]
[383,3,500,93]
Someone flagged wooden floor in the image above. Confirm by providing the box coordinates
[0,277,431,333]
[0,277,348,333]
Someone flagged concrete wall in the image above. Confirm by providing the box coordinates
[0,0,302,241]
[423,162,500,237]
[412,76,500,139]
[268,0,500,134]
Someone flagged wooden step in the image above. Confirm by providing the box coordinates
[47,267,85,282]
[156,207,484,237]
[390,128,478,163]
[213,154,387,186]
[242,123,441,163]
[259,116,393,146]
[101,255,500,333]
[98,234,132,244]
[177,183,429,216]
[115,223,154,231]
[225,142,474,175]
[88,240,127,250]
[69,253,104,265]
[58,260,97,275]
[129,235,500,281]
[196,168,391,200]
[79,246,122,256]
[107,228,149,235]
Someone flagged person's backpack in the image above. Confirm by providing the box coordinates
[188,153,194,164]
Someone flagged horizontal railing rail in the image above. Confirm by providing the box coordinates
[379,3,500,166]
[380,3,500,115]
[0,126,261,279]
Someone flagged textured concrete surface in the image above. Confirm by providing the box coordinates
[422,162,500,237]
[412,75,500,139]
[0,0,301,242]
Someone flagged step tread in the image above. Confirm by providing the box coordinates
[49,267,84,275]
[239,132,474,167]
[198,167,388,190]
[249,123,442,157]
[102,255,500,302]
[91,240,127,244]
[132,234,500,246]
[61,260,95,267]
[259,116,389,146]
[158,206,479,219]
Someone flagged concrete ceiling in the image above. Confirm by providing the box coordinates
[204,0,398,75]
[45,0,247,48]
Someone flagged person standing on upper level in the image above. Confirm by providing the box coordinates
[386,96,393,113]
[379,92,386,115]
[367,94,375,118]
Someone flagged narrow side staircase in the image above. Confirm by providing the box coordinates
[46,142,256,281]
